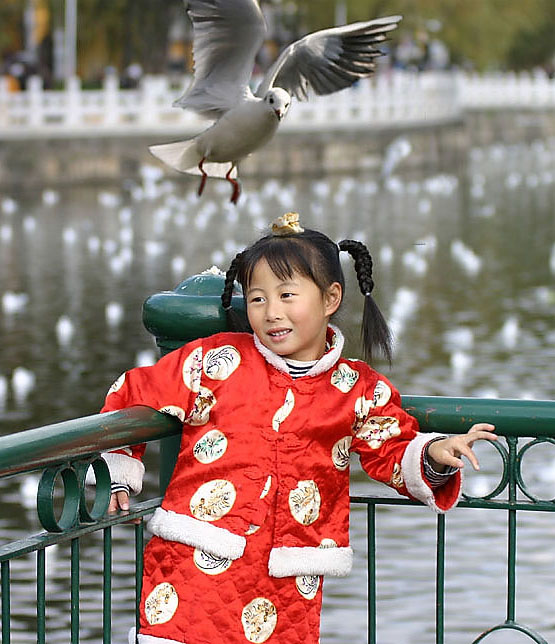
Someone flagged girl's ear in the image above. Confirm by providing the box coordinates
[324,282,342,316]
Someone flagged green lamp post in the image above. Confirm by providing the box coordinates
[142,269,247,491]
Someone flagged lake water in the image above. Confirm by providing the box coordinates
[1,134,554,643]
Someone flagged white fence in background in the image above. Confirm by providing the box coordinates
[0,70,554,138]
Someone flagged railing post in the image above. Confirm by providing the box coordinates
[37,549,46,643]
[27,75,43,128]
[139,75,162,126]
[103,72,119,126]
[142,270,246,493]
[367,504,376,644]
[135,522,145,637]
[436,514,446,644]
[103,528,112,644]
[71,538,80,643]
[1,560,10,643]
[506,436,518,623]
[65,76,81,127]
[0,76,10,129]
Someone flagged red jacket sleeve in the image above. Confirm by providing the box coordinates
[350,374,461,513]
[99,340,201,493]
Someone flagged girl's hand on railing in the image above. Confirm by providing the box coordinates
[108,491,141,524]
[427,423,497,472]
[109,490,130,512]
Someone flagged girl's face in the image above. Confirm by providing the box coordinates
[246,259,341,362]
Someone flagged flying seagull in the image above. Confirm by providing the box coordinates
[149,0,401,203]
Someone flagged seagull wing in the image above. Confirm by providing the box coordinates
[174,0,267,118]
[256,16,402,100]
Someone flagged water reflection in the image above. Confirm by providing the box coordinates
[0,136,554,643]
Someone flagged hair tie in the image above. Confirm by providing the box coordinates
[222,304,232,311]
[271,212,304,236]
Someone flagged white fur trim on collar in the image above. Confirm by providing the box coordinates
[253,325,344,377]
[96,452,145,495]
[401,432,463,513]
[148,507,246,560]
[268,545,353,577]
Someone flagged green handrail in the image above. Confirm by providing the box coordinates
[2,397,554,481]
[402,395,555,437]
[0,406,182,478]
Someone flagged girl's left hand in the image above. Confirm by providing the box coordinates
[427,423,497,471]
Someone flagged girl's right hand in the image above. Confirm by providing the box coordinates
[108,491,141,524]
[108,490,130,513]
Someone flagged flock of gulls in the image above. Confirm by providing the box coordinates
[0,135,554,415]
[0,0,554,419]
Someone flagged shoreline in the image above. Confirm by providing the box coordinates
[1,108,554,189]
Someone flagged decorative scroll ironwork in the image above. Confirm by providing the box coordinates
[461,435,555,508]
[516,437,555,503]
[36,456,111,532]
[462,436,510,502]
[472,620,549,643]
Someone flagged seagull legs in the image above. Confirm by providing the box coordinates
[197,157,208,197]
[226,164,240,204]
[197,159,240,204]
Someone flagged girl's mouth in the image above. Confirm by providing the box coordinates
[268,328,291,339]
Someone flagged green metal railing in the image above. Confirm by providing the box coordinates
[0,406,182,644]
[1,398,555,644]
[1,272,554,643]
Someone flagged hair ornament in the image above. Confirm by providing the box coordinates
[271,212,304,236]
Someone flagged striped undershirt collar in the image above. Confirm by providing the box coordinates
[284,358,318,379]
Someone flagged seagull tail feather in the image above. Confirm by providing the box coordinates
[148,141,237,180]
[149,140,201,175]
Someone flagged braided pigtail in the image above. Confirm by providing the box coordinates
[221,251,250,332]
[338,240,392,364]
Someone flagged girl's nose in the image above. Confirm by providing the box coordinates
[265,300,282,321]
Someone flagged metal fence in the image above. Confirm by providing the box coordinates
[1,396,554,644]
[2,70,554,139]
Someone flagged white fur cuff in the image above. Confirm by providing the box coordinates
[100,452,145,495]
[148,507,246,560]
[401,432,461,513]
[268,545,353,578]
[85,452,145,494]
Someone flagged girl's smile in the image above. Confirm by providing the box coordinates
[246,259,341,362]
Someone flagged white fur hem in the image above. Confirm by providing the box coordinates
[86,452,145,495]
[131,628,181,644]
[148,507,246,560]
[401,432,461,513]
[268,545,353,577]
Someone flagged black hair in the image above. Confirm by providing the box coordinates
[221,228,392,363]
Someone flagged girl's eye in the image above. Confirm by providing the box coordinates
[281,292,294,299]
[249,296,264,304]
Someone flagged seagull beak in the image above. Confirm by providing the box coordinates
[274,109,283,121]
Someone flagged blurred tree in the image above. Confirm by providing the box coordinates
[506,0,555,73]
[0,1,25,60]
[1,0,554,81]
[76,0,183,82]
[287,0,554,71]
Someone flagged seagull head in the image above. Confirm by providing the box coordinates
[263,88,291,121]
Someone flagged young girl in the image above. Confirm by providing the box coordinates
[102,212,495,644]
